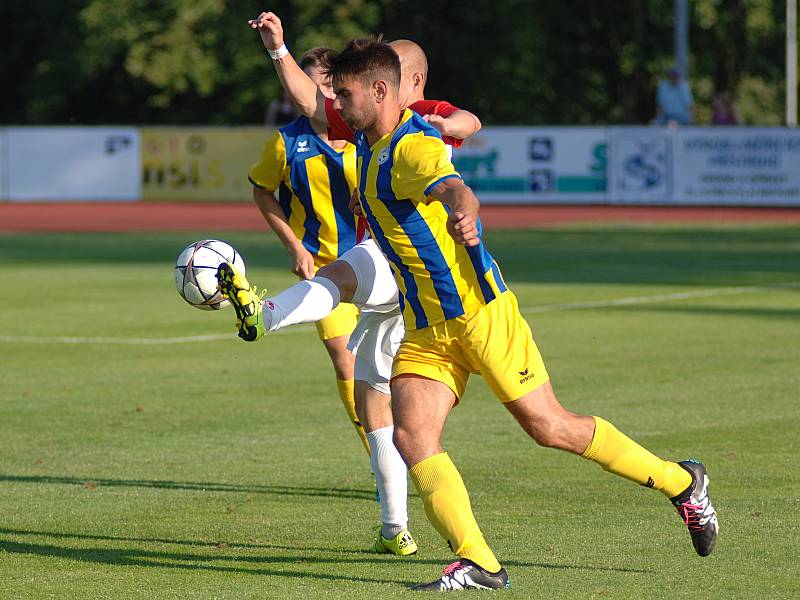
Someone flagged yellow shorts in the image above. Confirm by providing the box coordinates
[315,301,359,341]
[392,290,549,402]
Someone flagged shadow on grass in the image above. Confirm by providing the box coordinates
[0,527,650,576]
[0,473,375,501]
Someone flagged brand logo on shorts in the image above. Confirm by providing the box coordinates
[642,476,655,488]
[377,147,391,165]
[518,367,534,384]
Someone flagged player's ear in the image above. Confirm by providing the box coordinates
[374,80,388,102]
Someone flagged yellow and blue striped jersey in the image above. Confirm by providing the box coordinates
[249,116,358,265]
[355,109,507,330]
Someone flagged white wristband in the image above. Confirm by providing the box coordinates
[268,44,289,60]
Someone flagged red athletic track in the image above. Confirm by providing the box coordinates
[1,202,800,233]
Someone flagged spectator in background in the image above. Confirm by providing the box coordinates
[265,88,299,126]
[653,67,693,126]
[711,91,740,125]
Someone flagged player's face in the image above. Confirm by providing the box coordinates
[304,65,334,99]
[333,77,377,130]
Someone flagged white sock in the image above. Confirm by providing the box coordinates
[261,276,341,331]
[366,425,408,534]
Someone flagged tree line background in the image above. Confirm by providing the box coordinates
[1,0,789,126]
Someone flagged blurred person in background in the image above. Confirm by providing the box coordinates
[653,66,693,126]
[265,87,299,125]
[711,91,740,125]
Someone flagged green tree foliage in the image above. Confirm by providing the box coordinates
[0,0,790,125]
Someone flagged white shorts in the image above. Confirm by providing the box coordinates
[347,307,404,395]
[338,238,400,313]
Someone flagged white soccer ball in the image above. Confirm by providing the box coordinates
[174,239,245,310]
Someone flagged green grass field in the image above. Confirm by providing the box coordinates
[1,224,798,599]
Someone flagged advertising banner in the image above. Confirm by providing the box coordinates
[141,127,270,201]
[0,128,7,200]
[609,128,673,203]
[7,127,140,201]
[673,128,800,206]
[453,127,607,204]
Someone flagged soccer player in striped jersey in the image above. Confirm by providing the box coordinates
[237,13,483,558]
[248,47,369,455]
[224,37,719,591]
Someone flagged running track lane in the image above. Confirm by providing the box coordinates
[1,202,800,233]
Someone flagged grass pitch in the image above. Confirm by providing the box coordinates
[0,224,798,599]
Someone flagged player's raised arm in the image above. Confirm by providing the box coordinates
[429,178,481,247]
[248,11,329,125]
[423,109,482,141]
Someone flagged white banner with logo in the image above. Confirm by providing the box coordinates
[0,128,8,200]
[453,127,607,204]
[7,127,140,201]
[608,128,673,203]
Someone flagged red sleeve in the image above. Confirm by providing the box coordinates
[409,99,463,148]
[325,97,355,143]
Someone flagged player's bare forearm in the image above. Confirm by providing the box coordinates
[248,11,328,124]
[442,110,482,139]
[253,187,315,278]
[430,178,481,246]
[423,110,481,141]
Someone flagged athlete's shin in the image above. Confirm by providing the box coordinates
[262,276,341,331]
[582,416,692,498]
[409,452,501,573]
[367,425,409,533]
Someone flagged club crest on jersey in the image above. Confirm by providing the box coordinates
[377,147,391,165]
[297,140,310,153]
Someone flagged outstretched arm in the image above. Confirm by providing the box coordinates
[423,110,482,140]
[429,178,481,247]
[248,11,329,125]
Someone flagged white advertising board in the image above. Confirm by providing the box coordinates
[0,128,7,200]
[8,127,140,201]
[453,127,607,204]
[672,128,800,206]
[608,128,673,203]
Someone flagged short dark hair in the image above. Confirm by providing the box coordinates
[326,36,401,89]
[299,47,337,72]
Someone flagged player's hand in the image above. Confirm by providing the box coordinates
[288,244,315,279]
[447,211,480,246]
[349,189,364,217]
[422,114,449,136]
[247,11,284,51]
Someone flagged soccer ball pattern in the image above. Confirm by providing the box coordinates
[175,239,245,310]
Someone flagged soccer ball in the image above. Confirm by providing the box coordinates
[174,239,245,310]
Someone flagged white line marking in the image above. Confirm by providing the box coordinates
[519,282,799,314]
[1,284,796,345]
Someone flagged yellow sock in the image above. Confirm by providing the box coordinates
[582,416,692,498]
[336,379,370,456]
[410,452,502,573]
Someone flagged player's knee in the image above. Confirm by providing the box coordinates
[317,261,356,301]
[527,416,571,450]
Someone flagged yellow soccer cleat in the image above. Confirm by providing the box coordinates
[372,529,418,556]
[216,262,266,342]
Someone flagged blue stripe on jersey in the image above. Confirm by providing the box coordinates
[357,136,428,328]
[288,158,322,255]
[325,152,356,257]
[491,261,508,293]
[376,129,464,321]
[277,182,293,217]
